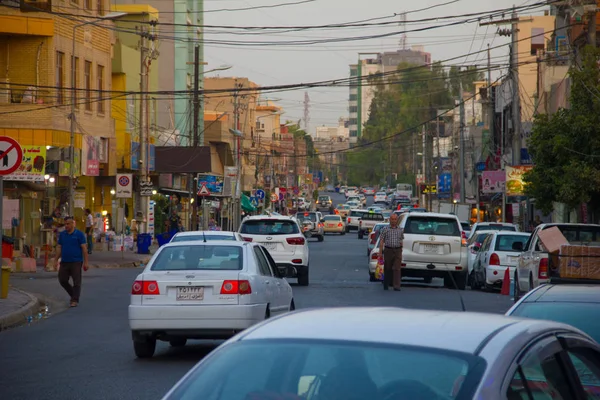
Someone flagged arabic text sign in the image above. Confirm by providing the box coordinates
[482,170,506,194]
[6,145,45,181]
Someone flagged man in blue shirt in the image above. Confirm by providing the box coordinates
[54,216,89,307]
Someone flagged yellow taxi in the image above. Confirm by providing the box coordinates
[335,204,351,218]
[322,214,345,235]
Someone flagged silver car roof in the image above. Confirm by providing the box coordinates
[237,307,568,354]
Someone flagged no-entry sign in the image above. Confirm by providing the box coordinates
[0,136,23,176]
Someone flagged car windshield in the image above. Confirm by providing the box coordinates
[474,224,516,233]
[405,217,461,237]
[167,339,481,400]
[376,192,386,196]
[240,220,300,235]
[323,215,341,221]
[171,234,235,242]
[151,245,242,271]
[510,302,600,343]
[495,235,529,251]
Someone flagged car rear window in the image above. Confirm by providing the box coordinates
[151,245,242,271]
[323,215,341,221]
[171,234,235,242]
[240,220,300,235]
[495,235,529,251]
[362,214,384,221]
[468,233,491,246]
[553,225,600,246]
[350,211,367,217]
[298,213,317,222]
[461,222,471,230]
[404,216,461,236]
[474,224,516,233]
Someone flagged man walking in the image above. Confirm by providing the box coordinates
[378,213,404,291]
[84,209,94,254]
[54,216,89,307]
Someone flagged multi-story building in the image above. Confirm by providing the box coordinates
[348,47,431,143]
[0,0,117,247]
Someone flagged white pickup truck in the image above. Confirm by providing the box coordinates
[514,222,600,301]
[357,212,386,239]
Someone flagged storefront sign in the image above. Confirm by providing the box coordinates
[82,135,100,176]
[197,174,223,195]
[505,166,533,196]
[59,149,81,176]
[482,170,506,193]
[6,145,46,181]
[74,191,86,209]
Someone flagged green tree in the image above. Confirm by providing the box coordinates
[524,46,600,216]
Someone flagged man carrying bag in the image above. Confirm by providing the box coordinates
[378,213,404,291]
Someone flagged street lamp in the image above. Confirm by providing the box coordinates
[68,12,126,217]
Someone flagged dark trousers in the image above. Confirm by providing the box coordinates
[86,227,93,254]
[58,262,83,302]
[383,247,403,289]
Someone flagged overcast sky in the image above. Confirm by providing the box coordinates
[204,0,548,133]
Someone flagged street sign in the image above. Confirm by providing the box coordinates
[250,197,258,207]
[139,180,154,197]
[0,136,23,176]
[293,186,300,195]
[198,183,210,196]
[116,173,133,198]
[255,189,265,200]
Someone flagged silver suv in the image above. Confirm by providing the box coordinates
[295,211,325,242]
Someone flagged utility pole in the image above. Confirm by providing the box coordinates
[137,26,148,232]
[511,7,521,166]
[191,45,200,231]
[459,80,466,204]
[233,83,242,230]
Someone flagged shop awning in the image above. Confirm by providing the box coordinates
[241,194,257,212]
[159,187,191,197]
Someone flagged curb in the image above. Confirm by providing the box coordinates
[0,287,41,332]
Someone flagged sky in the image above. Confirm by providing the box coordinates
[203,0,547,134]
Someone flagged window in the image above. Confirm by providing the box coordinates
[97,64,104,114]
[507,351,575,399]
[55,51,65,105]
[239,219,299,235]
[171,234,236,242]
[71,56,79,109]
[530,27,545,55]
[150,245,243,271]
[84,61,92,111]
[253,247,273,277]
[495,235,529,252]
[349,106,358,113]
[323,215,341,222]
[96,0,104,15]
[404,216,461,237]
[349,94,357,101]
[84,0,91,10]
[567,350,600,400]
[167,340,481,400]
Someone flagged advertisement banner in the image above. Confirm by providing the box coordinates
[6,145,46,181]
[482,170,506,193]
[505,165,533,196]
[131,142,156,171]
[82,135,100,176]
[197,174,224,195]
[437,173,452,197]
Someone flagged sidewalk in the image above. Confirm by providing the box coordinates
[0,246,158,331]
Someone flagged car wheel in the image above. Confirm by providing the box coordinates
[169,338,187,347]
[298,269,309,286]
[133,336,156,358]
[468,270,479,290]
[318,235,324,242]
[265,306,271,319]
[289,300,295,311]
[514,271,521,303]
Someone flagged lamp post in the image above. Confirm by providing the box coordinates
[68,12,126,217]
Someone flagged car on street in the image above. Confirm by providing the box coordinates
[514,223,600,296]
[345,186,359,198]
[335,203,351,218]
[373,191,388,204]
[357,193,367,206]
[357,212,385,239]
[325,184,335,192]
[346,209,367,233]
[467,222,518,239]
[460,222,471,238]
[294,211,325,242]
[396,212,468,289]
[128,240,294,358]
[466,232,493,279]
[507,278,600,343]
[367,222,389,256]
[161,307,600,400]
[316,195,332,211]
[469,232,530,290]
[239,215,310,286]
[322,214,345,235]
[363,187,375,196]
[170,230,243,242]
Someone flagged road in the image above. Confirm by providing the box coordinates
[0,191,513,400]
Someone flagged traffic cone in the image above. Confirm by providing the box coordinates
[501,267,510,296]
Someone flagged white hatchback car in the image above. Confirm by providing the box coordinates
[128,240,294,358]
[373,192,388,204]
[170,230,243,242]
[239,215,310,286]
[397,212,468,289]
[470,231,531,290]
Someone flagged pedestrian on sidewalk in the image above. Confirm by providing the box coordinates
[378,213,404,291]
[54,216,89,307]
[84,208,94,254]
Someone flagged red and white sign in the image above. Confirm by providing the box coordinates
[0,136,23,176]
[198,183,210,196]
[116,173,133,198]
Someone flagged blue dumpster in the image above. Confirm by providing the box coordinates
[137,233,152,254]
[155,230,177,247]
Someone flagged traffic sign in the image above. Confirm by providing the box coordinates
[198,183,210,196]
[0,136,23,176]
[250,197,258,207]
[293,186,300,195]
[255,189,265,200]
[271,194,278,202]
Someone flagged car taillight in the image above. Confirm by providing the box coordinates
[220,280,252,295]
[338,223,343,227]
[131,280,160,295]
[242,237,253,242]
[347,218,351,223]
[286,237,305,245]
[369,234,376,244]
[461,231,467,240]
[371,252,379,260]
[489,253,500,266]
[538,258,548,279]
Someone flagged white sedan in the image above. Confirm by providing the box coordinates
[128,240,294,358]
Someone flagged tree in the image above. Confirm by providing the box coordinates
[524,46,600,217]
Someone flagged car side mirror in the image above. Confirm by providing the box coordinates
[512,242,523,251]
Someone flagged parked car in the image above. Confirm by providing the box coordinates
[239,215,310,286]
[469,232,531,290]
[468,222,518,239]
[128,240,294,358]
[367,223,388,256]
[466,232,493,278]
[161,308,600,400]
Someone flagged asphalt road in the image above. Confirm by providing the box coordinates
[0,191,513,400]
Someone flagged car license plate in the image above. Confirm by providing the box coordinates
[422,244,441,254]
[327,224,335,228]
[508,256,518,264]
[261,242,277,251]
[176,286,204,301]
